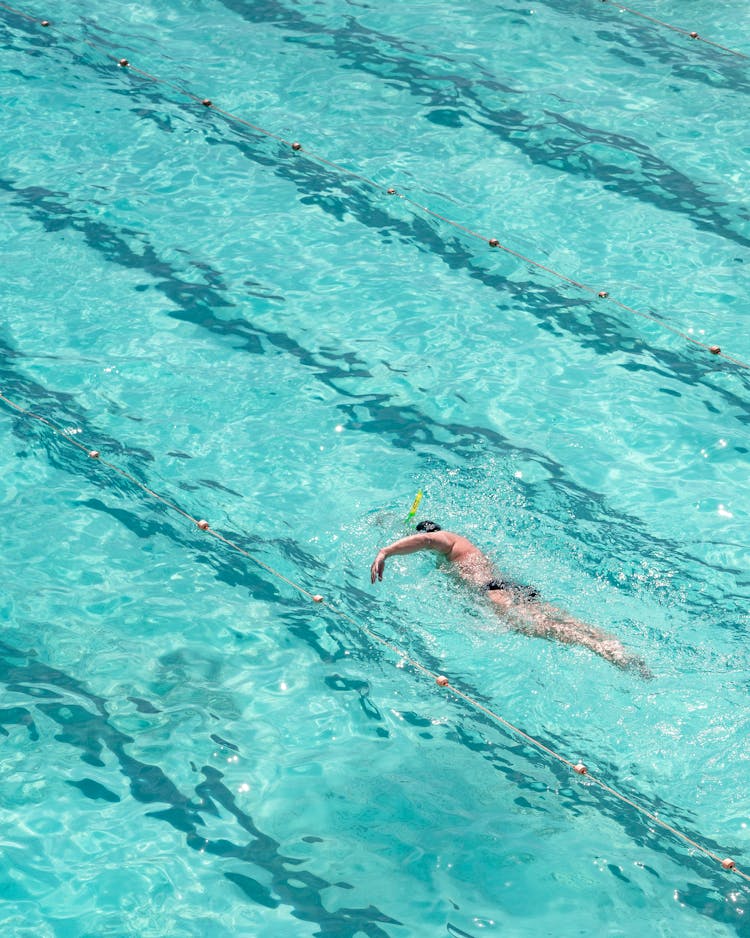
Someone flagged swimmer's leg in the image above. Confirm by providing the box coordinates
[489,594,652,678]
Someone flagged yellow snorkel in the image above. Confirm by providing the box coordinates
[404,489,423,528]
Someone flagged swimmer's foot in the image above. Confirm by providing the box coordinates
[600,641,653,680]
[620,654,654,681]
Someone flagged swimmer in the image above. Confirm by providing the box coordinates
[371,521,651,677]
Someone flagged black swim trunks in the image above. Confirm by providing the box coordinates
[483,579,540,601]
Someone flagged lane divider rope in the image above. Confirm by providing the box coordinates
[0,3,748,371]
[0,387,747,884]
[598,0,749,59]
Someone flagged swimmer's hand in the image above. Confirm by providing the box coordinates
[371,551,386,583]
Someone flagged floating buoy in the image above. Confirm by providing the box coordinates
[118,58,129,67]
[709,345,721,355]
[291,142,302,151]
[436,675,450,687]
[573,762,588,775]
[689,31,699,39]
[312,594,324,603]
[88,450,100,459]
[598,291,609,298]
[722,858,736,870]
[488,238,500,248]
[196,519,210,530]
[201,98,212,107]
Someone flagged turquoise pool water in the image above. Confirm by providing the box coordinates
[1,0,749,934]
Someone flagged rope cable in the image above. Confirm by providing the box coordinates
[0,3,747,370]
[598,0,749,59]
[1,387,747,884]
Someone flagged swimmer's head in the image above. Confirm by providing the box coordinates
[416,520,441,532]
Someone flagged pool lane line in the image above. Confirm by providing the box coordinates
[1,387,748,886]
[1,4,748,374]
[597,0,748,59]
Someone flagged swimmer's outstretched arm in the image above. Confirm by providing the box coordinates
[370,532,454,583]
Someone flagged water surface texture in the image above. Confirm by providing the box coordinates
[1,1,749,935]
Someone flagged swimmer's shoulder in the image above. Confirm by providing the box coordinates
[443,532,483,560]
[419,529,463,555]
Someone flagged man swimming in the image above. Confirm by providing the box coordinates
[371,521,650,676]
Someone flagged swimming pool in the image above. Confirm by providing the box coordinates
[1,0,749,934]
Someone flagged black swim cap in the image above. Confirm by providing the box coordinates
[416,520,441,532]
